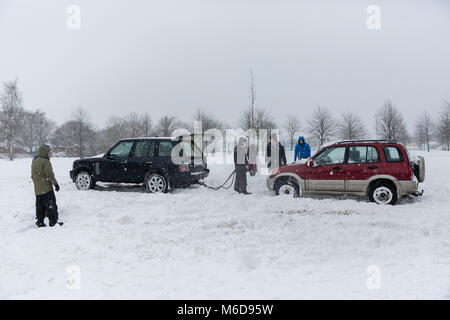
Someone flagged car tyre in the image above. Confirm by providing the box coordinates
[75,171,95,190]
[145,173,168,193]
[275,178,300,198]
[369,181,397,205]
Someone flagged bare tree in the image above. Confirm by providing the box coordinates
[122,112,141,138]
[435,101,450,151]
[415,111,433,152]
[0,79,24,160]
[194,108,224,131]
[71,107,95,158]
[19,111,37,154]
[140,113,153,137]
[337,111,368,140]
[52,120,77,147]
[283,114,301,150]
[95,116,126,152]
[307,106,336,147]
[19,110,56,153]
[239,70,276,131]
[375,100,409,144]
[156,115,178,136]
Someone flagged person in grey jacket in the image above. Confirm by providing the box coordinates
[233,137,251,195]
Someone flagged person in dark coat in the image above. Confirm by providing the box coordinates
[266,135,287,169]
[294,136,311,161]
[31,145,60,227]
[234,137,251,195]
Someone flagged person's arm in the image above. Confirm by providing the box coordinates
[281,146,287,165]
[43,160,58,187]
[306,144,311,158]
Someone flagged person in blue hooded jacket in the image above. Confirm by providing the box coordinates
[294,136,311,161]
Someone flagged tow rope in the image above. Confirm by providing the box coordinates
[198,170,236,190]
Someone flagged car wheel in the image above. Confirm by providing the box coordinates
[75,171,94,190]
[369,182,397,205]
[275,179,300,198]
[145,173,167,193]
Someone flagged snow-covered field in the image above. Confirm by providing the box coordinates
[0,151,449,299]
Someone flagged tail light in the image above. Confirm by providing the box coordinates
[179,163,190,172]
[407,166,413,180]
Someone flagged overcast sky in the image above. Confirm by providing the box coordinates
[1,0,449,136]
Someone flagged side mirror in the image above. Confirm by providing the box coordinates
[307,159,315,167]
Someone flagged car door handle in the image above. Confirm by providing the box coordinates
[368,166,378,169]
[120,160,128,164]
[333,166,342,170]
[146,162,152,165]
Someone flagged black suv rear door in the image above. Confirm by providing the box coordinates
[152,140,176,175]
[127,140,155,183]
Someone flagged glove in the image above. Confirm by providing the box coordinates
[55,184,60,192]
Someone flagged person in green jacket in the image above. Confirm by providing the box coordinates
[31,145,60,227]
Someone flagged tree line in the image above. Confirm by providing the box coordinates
[1,78,449,160]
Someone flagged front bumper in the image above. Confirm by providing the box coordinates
[69,170,75,182]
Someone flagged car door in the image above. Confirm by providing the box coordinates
[152,140,176,175]
[126,140,155,183]
[308,146,347,192]
[100,140,134,182]
[345,145,381,192]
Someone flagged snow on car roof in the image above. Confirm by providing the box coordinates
[119,137,179,141]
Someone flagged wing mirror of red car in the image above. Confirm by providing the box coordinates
[307,159,315,167]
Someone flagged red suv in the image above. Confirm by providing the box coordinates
[267,140,425,205]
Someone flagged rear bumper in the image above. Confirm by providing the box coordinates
[397,180,419,196]
[172,169,210,186]
[190,169,210,181]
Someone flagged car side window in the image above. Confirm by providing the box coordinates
[133,141,154,158]
[383,146,403,162]
[314,147,347,165]
[158,141,174,157]
[348,146,379,163]
[109,141,133,158]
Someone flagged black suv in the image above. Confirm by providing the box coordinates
[70,136,209,193]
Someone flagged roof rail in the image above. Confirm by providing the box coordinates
[333,139,398,144]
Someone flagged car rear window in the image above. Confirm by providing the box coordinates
[383,146,403,162]
[158,141,174,157]
[348,146,379,163]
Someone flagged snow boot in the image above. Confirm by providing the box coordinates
[36,221,47,228]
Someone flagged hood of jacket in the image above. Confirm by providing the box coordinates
[37,145,51,159]
[298,136,305,143]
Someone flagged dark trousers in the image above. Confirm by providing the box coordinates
[234,165,248,192]
[36,191,58,225]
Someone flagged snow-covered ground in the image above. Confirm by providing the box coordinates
[0,151,449,299]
